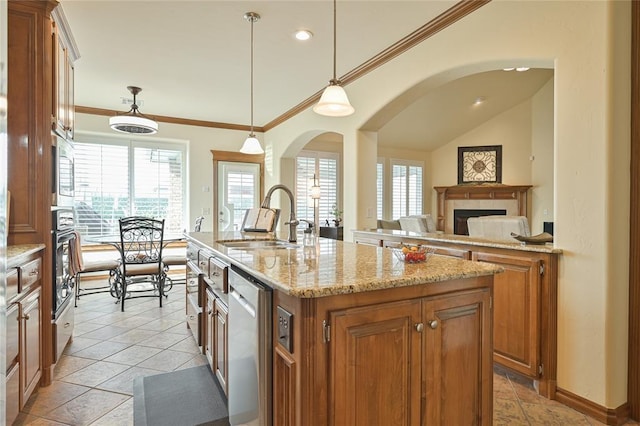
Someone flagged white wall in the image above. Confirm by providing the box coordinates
[264,0,631,409]
[531,78,554,234]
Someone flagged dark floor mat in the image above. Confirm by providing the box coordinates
[133,365,229,426]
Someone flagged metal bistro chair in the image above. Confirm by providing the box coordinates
[162,216,205,285]
[116,216,167,312]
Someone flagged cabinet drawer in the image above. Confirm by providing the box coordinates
[198,250,213,276]
[6,363,20,426]
[7,268,18,302]
[208,257,228,294]
[186,294,202,346]
[20,257,42,292]
[53,301,75,363]
[6,303,19,371]
[186,243,199,263]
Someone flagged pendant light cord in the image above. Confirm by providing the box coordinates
[332,0,337,82]
[250,16,255,136]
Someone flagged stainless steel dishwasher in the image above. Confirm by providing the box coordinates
[228,266,272,426]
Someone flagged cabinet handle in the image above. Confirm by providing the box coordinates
[414,323,424,332]
[189,315,195,320]
[64,322,71,328]
[29,270,38,276]
[23,314,30,320]
[428,320,438,329]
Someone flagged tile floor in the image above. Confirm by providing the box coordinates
[11,277,640,426]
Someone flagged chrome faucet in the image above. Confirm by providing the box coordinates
[261,184,299,242]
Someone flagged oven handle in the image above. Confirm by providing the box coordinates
[55,230,77,244]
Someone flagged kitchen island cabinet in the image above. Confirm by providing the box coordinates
[185,232,500,425]
[353,228,561,398]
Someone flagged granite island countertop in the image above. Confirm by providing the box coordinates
[353,228,563,254]
[185,232,502,298]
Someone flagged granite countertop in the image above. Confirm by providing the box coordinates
[185,232,502,298]
[7,243,46,267]
[353,228,562,254]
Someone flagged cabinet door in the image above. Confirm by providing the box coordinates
[329,299,422,425]
[52,20,67,137]
[214,298,228,395]
[20,287,42,409]
[423,289,492,426]
[474,252,540,377]
[205,288,215,368]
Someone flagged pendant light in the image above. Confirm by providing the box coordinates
[240,12,264,155]
[313,0,354,117]
[109,86,158,135]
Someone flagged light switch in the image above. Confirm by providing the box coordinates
[202,185,210,193]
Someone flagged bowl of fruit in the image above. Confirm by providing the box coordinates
[392,244,436,264]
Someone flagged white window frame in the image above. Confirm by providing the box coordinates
[74,134,188,237]
[390,158,424,219]
[295,150,341,227]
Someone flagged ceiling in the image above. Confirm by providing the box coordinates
[61,1,553,151]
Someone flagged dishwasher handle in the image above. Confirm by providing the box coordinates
[230,287,256,318]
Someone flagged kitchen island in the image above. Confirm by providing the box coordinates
[185,231,502,425]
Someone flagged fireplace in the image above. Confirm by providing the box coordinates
[454,209,506,235]
[434,184,531,234]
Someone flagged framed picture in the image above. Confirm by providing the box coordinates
[457,145,502,184]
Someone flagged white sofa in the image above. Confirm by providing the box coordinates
[377,214,437,233]
[466,215,531,242]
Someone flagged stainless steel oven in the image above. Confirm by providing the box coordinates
[52,208,75,317]
[51,135,74,207]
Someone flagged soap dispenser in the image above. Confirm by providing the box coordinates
[303,222,315,247]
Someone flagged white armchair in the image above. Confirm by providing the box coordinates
[467,215,530,242]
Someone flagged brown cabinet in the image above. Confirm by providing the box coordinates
[214,297,228,394]
[205,288,215,367]
[50,6,78,140]
[21,287,42,408]
[330,299,422,425]
[273,274,494,425]
[5,249,44,421]
[328,291,491,425]
[351,229,559,398]
[474,251,540,378]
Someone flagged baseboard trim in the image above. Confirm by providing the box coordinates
[555,387,630,425]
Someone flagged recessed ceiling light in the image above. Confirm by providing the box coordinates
[503,67,515,71]
[294,30,313,41]
[473,96,486,106]
[516,67,530,72]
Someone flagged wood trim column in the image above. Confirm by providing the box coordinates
[628,0,640,420]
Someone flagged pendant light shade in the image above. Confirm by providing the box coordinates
[240,135,263,155]
[313,0,354,117]
[109,86,158,135]
[240,12,264,155]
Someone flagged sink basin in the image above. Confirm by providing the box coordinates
[220,240,299,250]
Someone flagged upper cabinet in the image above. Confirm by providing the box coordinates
[51,5,79,141]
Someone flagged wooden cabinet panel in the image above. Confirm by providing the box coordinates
[474,251,540,377]
[330,299,422,425]
[20,286,42,409]
[214,297,228,395]
[6,364,20,426]
[7,302,20,371]
[20,256,42,293]
[423,290,492,426]
[273,346,296,426]
[205,288,215,368]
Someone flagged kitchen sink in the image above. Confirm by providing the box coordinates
[220,240,299,250]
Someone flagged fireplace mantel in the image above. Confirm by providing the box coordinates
[434,184,532,232]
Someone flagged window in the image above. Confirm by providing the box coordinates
[391,160,423,218]
[295,151,339,226]
[74,138,186,238]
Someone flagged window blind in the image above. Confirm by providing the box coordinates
[391,160,423,219]
[296,151,339,226]
[377,161,384,219]
[74,139,186,239]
